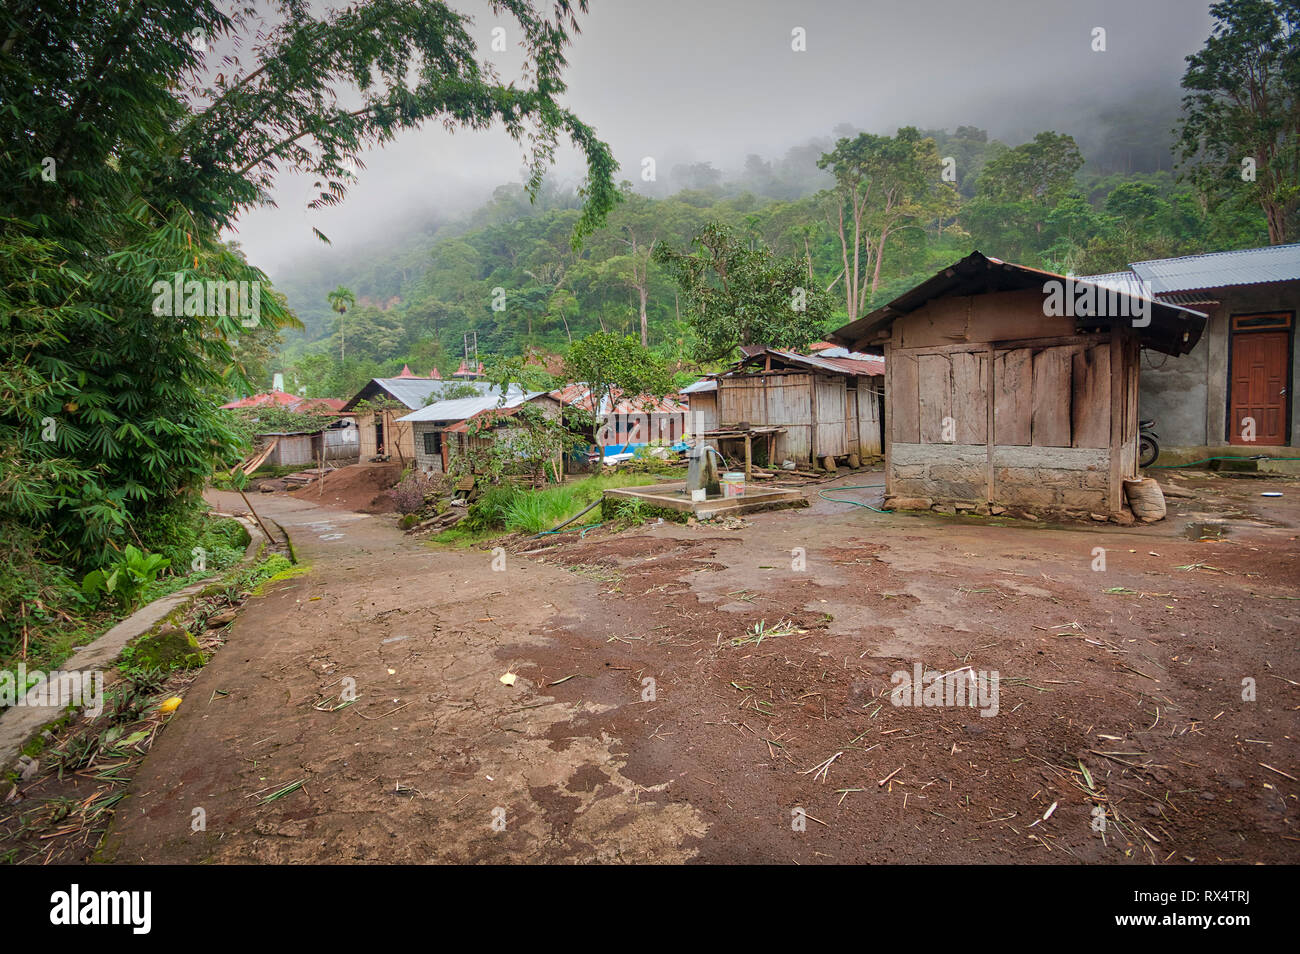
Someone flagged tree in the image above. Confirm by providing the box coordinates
[962,132,1086,261]
[974,131,1085,205]
[1178,0,1300,243]
[0,0,617,570]
[817,128,955,317]
[653,224,832,362]
[327,286,356,361]
[563,333,673,445]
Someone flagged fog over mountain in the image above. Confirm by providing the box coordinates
[229,0,1215,275]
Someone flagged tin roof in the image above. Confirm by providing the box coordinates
[548,383,688,415]
[343,376,470,410]
[1128,243,1300,294]
[680,378,717,394]
[396,384,540,423]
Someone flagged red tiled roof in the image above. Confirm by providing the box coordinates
[219,391,347,413]
[549,383,688,415]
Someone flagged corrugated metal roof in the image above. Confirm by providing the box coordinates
[1078,270,1153,300]
[734,347,884,377]
[397,385,539,423]
[680,378,717,394]
[1129,244,1300,293]
[548,383,688,415]
[369,376,462,409]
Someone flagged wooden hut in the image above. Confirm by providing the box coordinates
[829,252,1207,518]
[709,347,884,469]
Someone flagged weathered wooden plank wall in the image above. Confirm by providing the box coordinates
[813,374,847,458]
[717,373,815,463]
[856,382,882,455]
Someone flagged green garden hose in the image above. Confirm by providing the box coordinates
[1149,456,1300,468]
[817,483,892,513]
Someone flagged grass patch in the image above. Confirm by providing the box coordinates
[457,471,670,536]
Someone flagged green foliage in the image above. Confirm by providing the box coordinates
[119,627,204,673]
[81,547,170,612]
[1178,0,1300,243]
[816,127,960,316]
[459,471,665,535]
[653,223,834,361]
[461,485,523,532]
[564,333,674,441]
[0,0,615,667]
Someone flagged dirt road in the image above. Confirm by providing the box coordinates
[102,473,1300,863]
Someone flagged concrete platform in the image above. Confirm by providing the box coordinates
[603,481,806,520]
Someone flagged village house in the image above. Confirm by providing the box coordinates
[340,366,450,461]
[829,251,1206,518]
[1083,244,1300,458]
[397,385,561,474]
[690,345,884,470]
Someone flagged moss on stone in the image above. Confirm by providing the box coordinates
[125,627,205,671]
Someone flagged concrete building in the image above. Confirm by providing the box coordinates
[1084,244,1300,460]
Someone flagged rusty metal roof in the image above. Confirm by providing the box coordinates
[830,251,1206,357]
[549,383,688,415]
[730,346,884,378]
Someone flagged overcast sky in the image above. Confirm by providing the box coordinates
[228,0,1216,274]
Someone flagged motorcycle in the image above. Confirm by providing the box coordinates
[1138,419,1159,468]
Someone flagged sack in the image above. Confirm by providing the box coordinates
[1123,478,1166,522]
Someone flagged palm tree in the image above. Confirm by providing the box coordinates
[327,286,356,361]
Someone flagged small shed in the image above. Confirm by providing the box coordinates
[256,431,316,468]
[254,419,359,468]
[681,378,718,435]
[829,251,1207,517]
[710,347,885,468]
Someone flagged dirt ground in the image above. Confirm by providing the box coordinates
[287,460,400,513]
[90,468,1297,864]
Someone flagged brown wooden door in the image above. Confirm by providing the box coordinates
[1230,331,1288,445]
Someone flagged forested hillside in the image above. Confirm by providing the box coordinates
[272,112,1272,399]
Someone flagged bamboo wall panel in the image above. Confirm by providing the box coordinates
[814,374,847,457]
[856,384,883,455]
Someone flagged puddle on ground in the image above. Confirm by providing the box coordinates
[1183,521,1230,541]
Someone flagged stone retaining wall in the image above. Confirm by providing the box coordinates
[890,442,1112,512]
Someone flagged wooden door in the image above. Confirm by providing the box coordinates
[1230,326,1289,445]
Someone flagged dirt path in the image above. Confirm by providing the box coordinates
[102,473,1300,863]
[101,491,704,863]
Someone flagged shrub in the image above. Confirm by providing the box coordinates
[388,472,441,515]
[461,484,521,531]
[81,546,170,612]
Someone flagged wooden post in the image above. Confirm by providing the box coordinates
[1109,333,1124,512]
[237,488,276,544]
[985,343,995,504]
